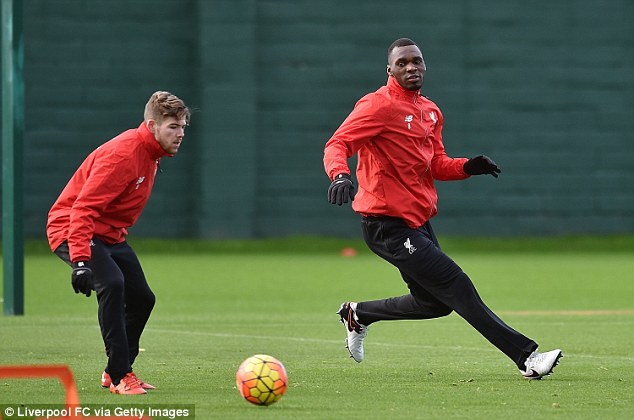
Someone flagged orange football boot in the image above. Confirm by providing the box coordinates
[102,371,155,390]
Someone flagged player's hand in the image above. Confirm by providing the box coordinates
[71,261,94,297]
[464,155,501,178]
[328,173,355,205]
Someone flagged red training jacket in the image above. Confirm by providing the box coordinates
[47,122,168,262]
[324,76,470,228]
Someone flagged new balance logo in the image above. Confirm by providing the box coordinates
[404,115,413,130]
[429,111,437,124]
[135,177,146,190]
[404,238,417,254]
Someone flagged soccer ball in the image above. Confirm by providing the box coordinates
[236,354,288,406]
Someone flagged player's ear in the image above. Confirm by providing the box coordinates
[386,64,392,76]
[146,119,155,134]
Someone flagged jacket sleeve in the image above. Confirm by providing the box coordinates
[67,152,135,261]
[324,95,387,180]
[429,109,470,181]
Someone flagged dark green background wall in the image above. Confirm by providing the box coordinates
[3,0,634,239]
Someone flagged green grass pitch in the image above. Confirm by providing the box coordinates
[1,237,633,419]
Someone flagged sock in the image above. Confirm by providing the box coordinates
[352,302,369,326]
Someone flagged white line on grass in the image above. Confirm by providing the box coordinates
[145,328,634,363]
[147,327,491,352]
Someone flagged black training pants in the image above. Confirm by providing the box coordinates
[358,216,537,367]
[54,238,155,383]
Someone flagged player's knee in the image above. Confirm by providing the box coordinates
[437,306,453,317]
[96,275,125,296]
[136,290,155,314]
[144,291,156,311]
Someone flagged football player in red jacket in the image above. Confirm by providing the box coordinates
[325,38,562,380]
[47,91,190,394]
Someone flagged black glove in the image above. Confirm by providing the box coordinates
[71,261,94,297]
[328,173,355,205]
[464,155,501,178]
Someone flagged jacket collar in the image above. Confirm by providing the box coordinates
[136,122,171,159]
[386,76,421,100]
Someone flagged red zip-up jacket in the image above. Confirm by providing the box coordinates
[47,122,168,262]
[324,76,470,228]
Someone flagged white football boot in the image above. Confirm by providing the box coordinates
[521,349,563,379]
[337,302,368,363]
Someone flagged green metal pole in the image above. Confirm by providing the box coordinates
[2,0,24,315]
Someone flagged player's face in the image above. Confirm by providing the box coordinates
[387,45,426,91]
[148,116,187,154]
